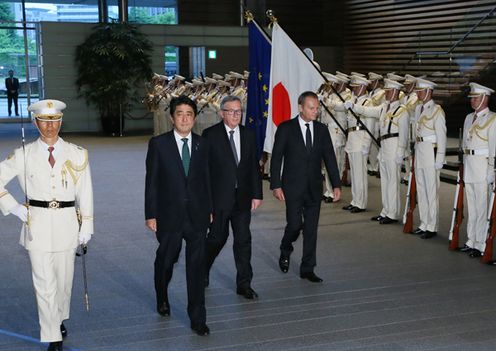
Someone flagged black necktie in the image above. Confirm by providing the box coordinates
[305,123,312,153]
[181,138,190,176]
[229,130,239,165]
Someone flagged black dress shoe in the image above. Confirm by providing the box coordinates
[60,323,67,338]
[469,249,482,258]
[371,215,384,221]
[279,253,290,273]
[342,204,354,210]
[236,287,259,299]
[420,231,437,239]
[300,272,323,283]
[380,217,398,224]
[191,323,210,336]
[47,341,63,351]
[350,207,365,213]
[411,228,425,235]
[324,196,334,203]
[459,244,473,253]
[157,301,170,316]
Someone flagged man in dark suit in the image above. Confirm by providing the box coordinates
[202,95,263,299]
[271,91,341,282]
[145,95,212,336]
[5,70,19,116]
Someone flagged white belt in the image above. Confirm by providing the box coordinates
[416,135,437,143]
[464,148,489,156]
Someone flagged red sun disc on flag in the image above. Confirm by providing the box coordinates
[272,82,291,126]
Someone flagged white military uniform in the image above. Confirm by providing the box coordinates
[355,80,409,220]
[345,75,375,210]
[321,73,350,198]
[367,72,386,174]
[462,83,496,252]
[0,101,93,343]
[413,80,447,232]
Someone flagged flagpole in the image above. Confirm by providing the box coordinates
[264,10,380,148]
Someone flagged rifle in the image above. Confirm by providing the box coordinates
[403,153,416,233]
[448,164,464,250]
[482,183,496,263]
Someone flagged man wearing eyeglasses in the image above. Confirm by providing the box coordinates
[202,95,263,299]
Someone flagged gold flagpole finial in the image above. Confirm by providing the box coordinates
[244,10,254,23]
[266,9,277,27]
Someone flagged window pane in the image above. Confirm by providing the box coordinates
[128,0,177,24]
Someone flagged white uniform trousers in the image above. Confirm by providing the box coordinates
[403,156,411,181]
[28,249,76,342]
[416,167,440,232]
[348,151,368,209]
[465,182,489,252]
[324,145,345,197]
[368,142,379,172]
[379,159,401,219]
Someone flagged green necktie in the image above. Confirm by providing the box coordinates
[181,138,190,176]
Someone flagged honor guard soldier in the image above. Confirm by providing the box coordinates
[352,79,409,223]
[321,73,350,202]
[342,75,374,213]
[0,99,94,351]
[367,72,386,177]
[460,83,496,257]
[400,74,420,184]
[411,78,447,239]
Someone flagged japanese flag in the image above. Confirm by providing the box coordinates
[263,23,325,153]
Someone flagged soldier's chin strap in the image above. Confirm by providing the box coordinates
[474,95,487,112]
[33,118,62,140]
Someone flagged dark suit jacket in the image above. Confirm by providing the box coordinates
[270,117,341,201]
[5,77,19,95]
[202,122,262,211]
[145,131,212,234]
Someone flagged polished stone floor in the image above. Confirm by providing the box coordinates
[1,126,496,351]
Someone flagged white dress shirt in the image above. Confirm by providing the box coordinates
[224,123,241,162]
[39,137,62,163]
[173,130,192,159]
[298,115,314,146]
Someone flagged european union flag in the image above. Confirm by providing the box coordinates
[245,20,271,161]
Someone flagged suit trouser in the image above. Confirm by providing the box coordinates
[379,159,401,220]
[348,151,368,209]
[206,203,253,289]
[324,145,344,197]
[7,93,18,115]
[280,191,321,274]
[465,182,489,252]
[154,217,206,325]
[416,167,440,232]
[28,249,76,342]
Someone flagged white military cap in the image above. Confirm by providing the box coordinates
[337,75,350,84]
[185,81,193,87]
[205,77,217,84]
[350,75,371,87]
[415,78,437,90]
[173,74,185,81]
[218,80,231,87]
[212,73,224,80]
[336,71,349,79]
[28,99,66,121]
[229,71,244,79]
[383,78,404,90]
[468,82,495,97]
[192,78,204,86]
[387,73,405,81]
[322,72,340,84]
[404,74,417,84]
[368,72,383,81]
[224,73,232,81]
[351,71,366,78]
[243,70,250,79]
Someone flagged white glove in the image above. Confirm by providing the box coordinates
[344,101,354,110]
[10,204,28,222]
[78,232,92,245]
[434,162,443,170]
[395,156,404,165]
[487,172,495,185]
